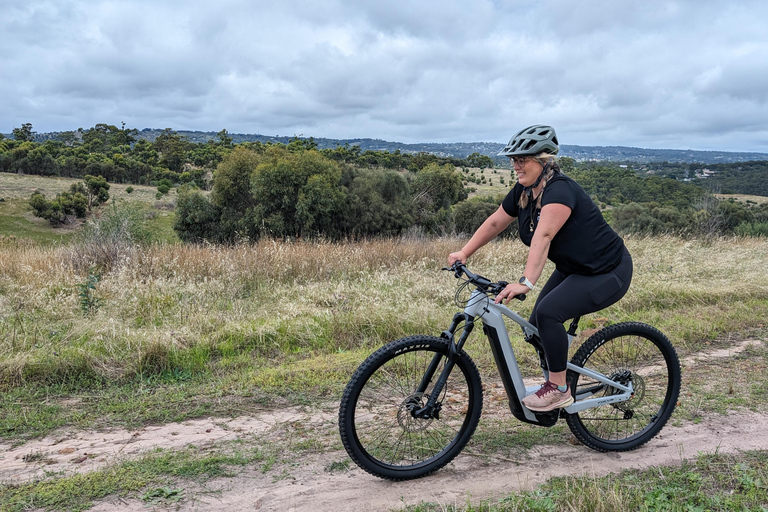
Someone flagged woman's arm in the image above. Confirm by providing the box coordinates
[448,205,515,265]
[495,202,572,304]
[522,202,572,284]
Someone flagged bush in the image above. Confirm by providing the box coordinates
[29,190,87,225]
[735,221,768,237]
[453,196,517,238]
[411,163,467,234]
[174,187,222,243]
[250,147,346,239]
[157,178,173,195]
[344,169,414,238]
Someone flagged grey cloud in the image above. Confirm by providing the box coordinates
[2,0,768,152]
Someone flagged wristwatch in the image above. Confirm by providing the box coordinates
[519,276,535,290]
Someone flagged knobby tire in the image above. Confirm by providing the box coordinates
[338,335,483,480]
[566,322,681,451]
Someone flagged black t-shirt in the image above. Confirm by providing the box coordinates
[501,174,625,275]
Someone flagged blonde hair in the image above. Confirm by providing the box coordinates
[518,153,560,209]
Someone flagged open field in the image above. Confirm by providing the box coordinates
[1,235,768,510]
[464,166,515,198]
[715,193,768,205]
[0,172,179,244]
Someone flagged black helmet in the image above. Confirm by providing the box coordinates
[498,125,559,156]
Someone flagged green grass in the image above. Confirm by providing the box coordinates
[0,441,271,512]
[0,199,74,245]
[403,450,768,511]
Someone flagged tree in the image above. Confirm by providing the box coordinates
[411,163,467,234]
[154,128,187,173]
[56,131,79,146]
[83,175,110,210]
[211,146,263,241]
[114,122,138,146]
[216,129,233,147]
[287,136,318,152]
[344,169,414,237]
[251,147,345,239]
[12,123,34,142]
[25,146,58,176]
[467,152,493,169]
[295,172,346,238]
[174,186,222,242]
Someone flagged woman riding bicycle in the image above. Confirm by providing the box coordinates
[448,125,633,412]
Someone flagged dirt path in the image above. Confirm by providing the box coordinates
[2,339,765,511]
[78,411,767,512]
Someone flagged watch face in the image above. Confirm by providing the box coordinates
[519,276,526,284]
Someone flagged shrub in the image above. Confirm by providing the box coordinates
[174,187,222,243]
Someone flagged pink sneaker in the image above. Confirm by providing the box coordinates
[522,381,574,412]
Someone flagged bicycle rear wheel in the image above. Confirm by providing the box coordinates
[566,322,681,451]
[339,335,483,480]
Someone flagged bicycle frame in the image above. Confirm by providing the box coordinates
[445,288,634,426]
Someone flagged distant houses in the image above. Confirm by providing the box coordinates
[694,168,715,179]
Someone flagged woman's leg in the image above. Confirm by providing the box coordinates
[522,250,633,411]
[532,248,633,374]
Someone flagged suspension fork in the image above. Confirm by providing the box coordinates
[412,313,474,419]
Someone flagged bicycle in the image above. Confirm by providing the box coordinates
[338,262,681,480]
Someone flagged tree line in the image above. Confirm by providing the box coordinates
[5,123,768,240]
[567,163,768,237]
[174,146,768,243]
[174,145,469,242]
[0,123,493,190]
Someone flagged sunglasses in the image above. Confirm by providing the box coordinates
[510,156,532,165]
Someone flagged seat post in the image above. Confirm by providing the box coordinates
[567,317,580,337]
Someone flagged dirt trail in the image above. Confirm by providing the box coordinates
[81,411,767,512]
[2,339,765,511]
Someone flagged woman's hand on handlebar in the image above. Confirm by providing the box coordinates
[494,282,529,305]
[448,250,467,266]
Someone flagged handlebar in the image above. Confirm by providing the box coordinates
[443,262,526,302]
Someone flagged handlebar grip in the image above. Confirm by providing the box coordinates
[516,293,526,301]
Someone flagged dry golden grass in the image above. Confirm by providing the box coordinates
[1,235,767,390]
[464,166,515,198]
[714,193,768,205]
[0,171,162,203]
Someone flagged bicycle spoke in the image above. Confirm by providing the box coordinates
[567,323,680,451]
[340,336,482,476]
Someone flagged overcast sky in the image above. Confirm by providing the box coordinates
[3,0,768,152]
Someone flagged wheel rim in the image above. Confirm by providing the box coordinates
[351,347,474,470]
[573,332,674,444]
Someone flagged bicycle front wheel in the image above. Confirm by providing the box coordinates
[566,322,681,452]
[339,335,483,480]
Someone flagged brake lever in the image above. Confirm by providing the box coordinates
[491,281,527,302]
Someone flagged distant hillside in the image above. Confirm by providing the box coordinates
[24,128,768,164]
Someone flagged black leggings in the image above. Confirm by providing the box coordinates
[529,247,633,372]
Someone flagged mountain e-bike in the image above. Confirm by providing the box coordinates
[338,262,681,480]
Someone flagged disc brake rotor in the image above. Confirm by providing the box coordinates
[614,372,646,412]
[398,393,433,431]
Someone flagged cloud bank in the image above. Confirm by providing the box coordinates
[2,0,768,152]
